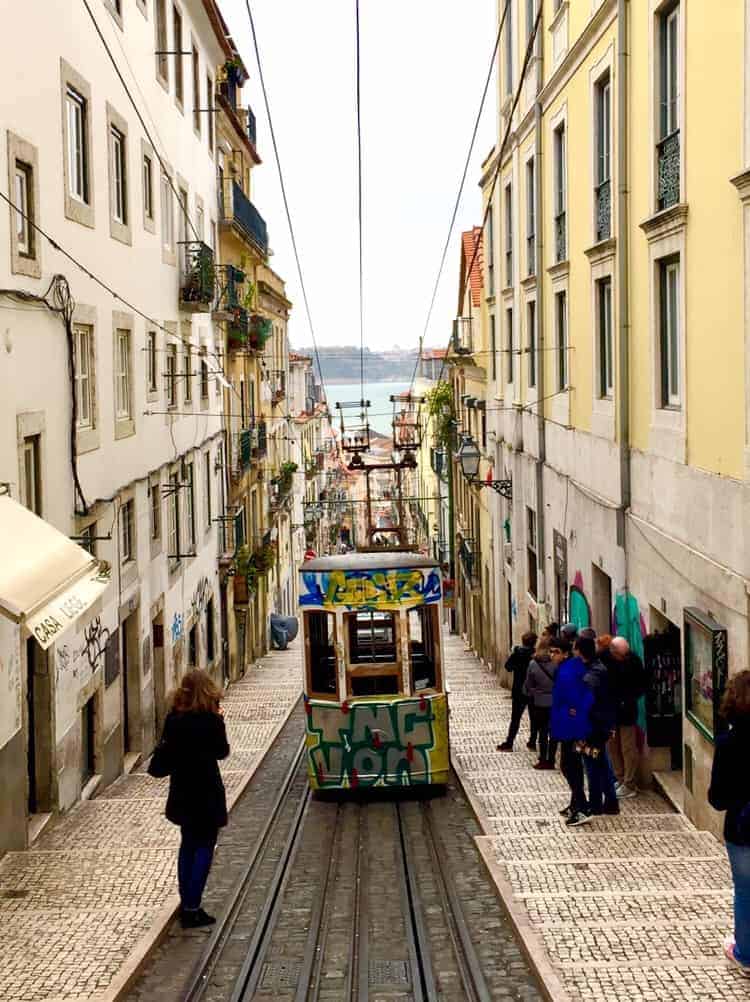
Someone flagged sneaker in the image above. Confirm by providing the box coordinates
[496,742,513,752]
[565,811,593,828]
[559,805,573,818]
[724,937,750,977]
[616,784,637,800]
[180,907,216,929]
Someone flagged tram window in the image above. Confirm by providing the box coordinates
[409,606,440,693]
[306,612,338,699]
[351,674,399,697]
[347,611,397,665]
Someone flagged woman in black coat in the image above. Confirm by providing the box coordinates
[151,669,230,929]
[708,669,750,975]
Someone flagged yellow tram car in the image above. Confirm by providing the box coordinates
[298,551,449,791]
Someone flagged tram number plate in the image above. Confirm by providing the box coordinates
[260,962,301,990]
[369,960,409,986]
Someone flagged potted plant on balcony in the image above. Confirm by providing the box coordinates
[227,307,249,348]
[273,461,298,496]
[248,314,272,352]
[181,243,215,310]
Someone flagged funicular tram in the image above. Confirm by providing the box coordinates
[298,551,449,791]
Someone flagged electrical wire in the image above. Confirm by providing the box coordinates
[355,0,365,401]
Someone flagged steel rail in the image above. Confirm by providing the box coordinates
[395,803,432,1002]
[180,735,308,1002]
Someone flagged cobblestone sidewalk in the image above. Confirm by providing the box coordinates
[0,646,303,1002]
[445,633,749,1002]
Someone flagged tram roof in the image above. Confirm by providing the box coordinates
[301,552,439,573]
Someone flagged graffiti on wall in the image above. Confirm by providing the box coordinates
[190,577,210,619]
[305,693,449,789]
[300,567,441,612]
[569,571,591,629]
[0,618,22,745]
[55,616,111,686]
[171,612,184,644]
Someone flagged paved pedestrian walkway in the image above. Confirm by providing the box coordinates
[445,633,748,1002]
[0,646,303,1002]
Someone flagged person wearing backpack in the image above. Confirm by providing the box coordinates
[524,637,557,769]
[708,669,750,976]
[149,668,230,929]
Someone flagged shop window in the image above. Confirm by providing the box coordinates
[408,606,440,693]
[306,612,337,698]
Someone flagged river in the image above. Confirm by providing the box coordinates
[325,381,411,438]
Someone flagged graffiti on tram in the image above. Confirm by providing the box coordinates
[300,567,442,612]
[305,693,449,789]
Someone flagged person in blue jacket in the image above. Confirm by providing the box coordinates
[550,637,594,827]
[581,638,619,816]
[708,669,750,976]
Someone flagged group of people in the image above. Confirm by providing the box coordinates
[498,621,647,827]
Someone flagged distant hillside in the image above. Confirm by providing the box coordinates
[293,345,419,384]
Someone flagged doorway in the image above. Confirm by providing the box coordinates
[644,610,683,773]
[152,613,166,740]
[120,610,141,760]
[81,695,96,786]
[26,638,52,816]
[591,564,612,635]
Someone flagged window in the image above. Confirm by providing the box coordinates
[74,324,93,429]
[178,186,188,273]
[506,308,514,383]
[155,0,168,83]
[505,0,513,97]
[490,314,497,382]
[504,184,513,286]
[195,204,204,240]
[553,123,566,261]
[115,329,131,419]
[206,74,214,152]
[556,291,568,390]
[657,4,680,210]
[80,523,97,557]
[143,154,154,221]
[161,172,174,250]
[486,208,495,296]
[183,344,192,402]
[526,157,535,276]
[147,331,158,392]
[346,612,400,696]
[527,300,537,388]
[150,476,161,541]
[172,5,183,104]
[659,259,680,407]
[168,471,181,563]
[526,0,535,40]
[110,126,127,224]
[595,73,611,241]
[188,624,197,666]
[204,451,212,528]
[527,507,537,600]
[185,462,195,548]
[66,87,88,203]
[409,606,440,693]
[206,597,215,662]
[192,45,201,134]
[22,436,41,516]
[166,343,178,407]
[81,696,96,785]
[306,612,338,698]
[120,499,134,562]
[200,357,209,399]
[14,161,33,257]
[597,278,613,398]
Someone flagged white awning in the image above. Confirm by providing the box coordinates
[0,497,112,650]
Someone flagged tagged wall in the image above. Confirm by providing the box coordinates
[0,618,21,747]
[300,567,442,611]
[305,693,449,789]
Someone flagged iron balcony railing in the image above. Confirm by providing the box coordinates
[452,316,474,355]
[459,536,479,585]
[595,178,611,242]
[255,420,267,457]
[227,307,249,350]
[180,241,215,311]
[220,179,268,256]
[657,130,680,211]
[216,263,245,311]
[247,107,257,147]
[554,211,567,262]
[219,63,241,112]
[239,428,253,471]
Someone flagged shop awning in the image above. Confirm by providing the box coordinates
[0,497,112,650]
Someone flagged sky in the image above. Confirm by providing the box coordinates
[220,0,497,354]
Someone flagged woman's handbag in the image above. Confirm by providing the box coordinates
[147,736,173,778]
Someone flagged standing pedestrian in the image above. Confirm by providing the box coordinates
[708,670,750,976]
[151,669,230,929]
[497,631,539,752]
[607,636,647,800]
[524,637,558,769]
[543,622,560,642]
[550,637,593,826]
[579,636,619,816]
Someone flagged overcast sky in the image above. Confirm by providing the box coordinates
[220,0,496,354]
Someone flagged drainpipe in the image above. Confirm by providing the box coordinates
[534,11,547,626]
[617,0,631,581]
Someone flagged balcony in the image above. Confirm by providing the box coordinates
[220,179,268,256]
[452,316,474,356]
[247,107,257,148]
[254,420,267,458]
[219,62,241,113]
[249,313,272,352]
[227,307,249,350]
[554,211,567,262]
[215,263,246,311]
[180,241,215,312]
[459,536,480,586]
[239,428,253,471]
[595,178,611,242]
[657,130,680,211]
[270,369,286,405]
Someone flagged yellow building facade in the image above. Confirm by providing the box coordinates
[478,0,749,832]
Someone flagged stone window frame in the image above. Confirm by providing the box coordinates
[160,160,176,266]
[589,43,616,249]
[154,0,170,93]
[141,138,157,235]
[199,330,211,411]
[648,0,687,217]
[588,247,616,441]
[191,36,202,139]
[17,411,46,518]
[172,2,185,114]
[104,0,123,31]
[164,323,180,417]
[523,290,539,403]
[548,264,571,428]
[6,131,41,279]
[60,58,95,229]
[195,193,205,240]
[176,173,190,276]
[149,469,163,560]
[182,324,194,410]
[113,310,136,440]
[203,447,212,535]
[146,326,160,404]
[106,103,132,246]
[547,100,568,270]
[136,0,147,18]
[73,302,101,455]
[549,0,569,71]
[118,486,138,591]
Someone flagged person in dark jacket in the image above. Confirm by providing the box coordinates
[606,636,647,799]
[524,638,557,769]
[160,669,230,928]
[708,669,750,975]
[580,636,619,816]
[550,638,593,826]
[498,632,538,751]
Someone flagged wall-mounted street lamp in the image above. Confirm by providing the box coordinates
[455,434,513,500]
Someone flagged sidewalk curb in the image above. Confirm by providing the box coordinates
[451,755,573,1002]
[98,688,303,1002]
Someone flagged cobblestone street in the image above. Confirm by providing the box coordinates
[0,648,302,1002]
[445,634,748,1002]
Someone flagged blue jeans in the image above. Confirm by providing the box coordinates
[583,748,618,813]
[178,827,217,911]
[727,841,750,966]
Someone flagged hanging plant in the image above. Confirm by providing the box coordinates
[426,381,456,453]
